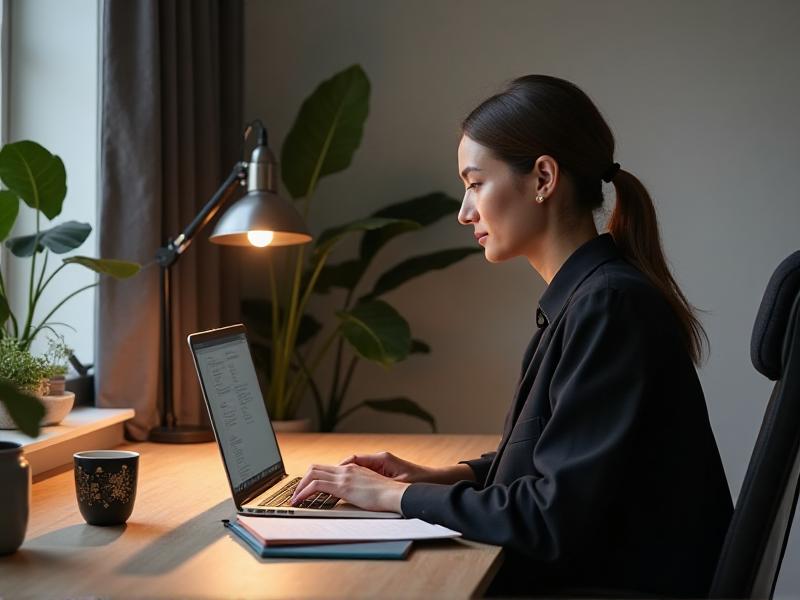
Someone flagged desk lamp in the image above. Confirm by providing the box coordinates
[148,121,311,443]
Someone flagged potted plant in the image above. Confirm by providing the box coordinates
[242,65,479,431]
[42,333,72,396]
[0,140,139,417]
[0,337,74,427]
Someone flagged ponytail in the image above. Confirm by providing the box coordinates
[608,169,709,366]
[463,74,709,367]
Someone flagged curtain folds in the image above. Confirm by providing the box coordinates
[98,0,243,440]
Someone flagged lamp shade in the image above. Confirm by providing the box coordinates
[209,190,312,247]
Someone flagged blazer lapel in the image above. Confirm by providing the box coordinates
[485,323,550,484]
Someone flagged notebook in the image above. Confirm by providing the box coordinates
[236,515,461,546]
[224,519,413,559]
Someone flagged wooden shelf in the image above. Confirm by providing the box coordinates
[0,407,135,477]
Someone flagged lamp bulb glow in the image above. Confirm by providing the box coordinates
[247,230,274,247]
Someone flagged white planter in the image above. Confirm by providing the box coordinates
[0,391,75,429]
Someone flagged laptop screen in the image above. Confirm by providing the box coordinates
[192,331,282,494]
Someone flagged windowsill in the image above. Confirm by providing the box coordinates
[0,407,135,478]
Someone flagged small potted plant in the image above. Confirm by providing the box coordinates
[0,338,74,427]
[42,334,72,396]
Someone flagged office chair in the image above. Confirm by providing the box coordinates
[709,250,800,599]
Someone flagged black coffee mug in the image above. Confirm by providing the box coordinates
[73,450,139,526]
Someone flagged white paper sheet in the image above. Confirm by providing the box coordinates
[237,516,461,546]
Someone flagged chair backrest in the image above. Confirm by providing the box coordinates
[709,251,800,599]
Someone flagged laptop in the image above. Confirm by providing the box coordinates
[188,324,401,519]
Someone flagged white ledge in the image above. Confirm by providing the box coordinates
[0,407,135,477]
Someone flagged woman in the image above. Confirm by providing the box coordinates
[290,75,733,597]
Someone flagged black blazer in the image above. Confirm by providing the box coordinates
[401,233,733,597]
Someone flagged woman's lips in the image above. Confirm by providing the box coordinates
[476,233,488,245]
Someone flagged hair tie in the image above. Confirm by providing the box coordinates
[601,162,621,183]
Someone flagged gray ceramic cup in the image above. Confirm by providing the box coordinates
[73,450,139,526]
[0,442,30,554]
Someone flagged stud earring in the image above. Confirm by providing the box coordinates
[535,194,544,203]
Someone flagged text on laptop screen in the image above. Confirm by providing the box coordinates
[193,333,281,492]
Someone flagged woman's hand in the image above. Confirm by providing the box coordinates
[340,451,477,485]
[289,462,410,513]
[338,451,434,483]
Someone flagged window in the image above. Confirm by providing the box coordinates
[2,0,101,365]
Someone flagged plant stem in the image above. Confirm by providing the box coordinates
[291,348,324,425]
[36,262,66,304]
[27,282,98,344]
[327,283,358,429]
[335,401,366,426]
[283,323,340,411]
[281,248,337,412]
[0,268,19,337]
[21,210,42,346]
[333,355,359,425]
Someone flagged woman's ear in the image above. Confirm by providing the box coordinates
[533,155,559,199]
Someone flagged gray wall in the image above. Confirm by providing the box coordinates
[244,1,800,594]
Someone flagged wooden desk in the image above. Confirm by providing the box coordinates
[1,434,503,598]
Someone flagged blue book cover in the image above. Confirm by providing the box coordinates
[223,519,413,559]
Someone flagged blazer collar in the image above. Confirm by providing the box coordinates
[537,233,620,326]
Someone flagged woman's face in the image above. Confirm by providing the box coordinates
[457,135,542,263]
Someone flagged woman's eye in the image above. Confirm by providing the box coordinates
[467,182,481,190]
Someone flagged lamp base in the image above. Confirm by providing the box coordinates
[148,424,215,444]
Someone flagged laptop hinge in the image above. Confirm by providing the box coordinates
[242,470,287,505]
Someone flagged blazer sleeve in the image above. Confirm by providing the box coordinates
[459,452,497,486]
[401,287,649,559]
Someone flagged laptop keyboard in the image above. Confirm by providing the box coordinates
[258,477,339,510]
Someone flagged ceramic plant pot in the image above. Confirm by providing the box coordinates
[0,391,75,429]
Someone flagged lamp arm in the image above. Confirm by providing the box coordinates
[155,160,248,268]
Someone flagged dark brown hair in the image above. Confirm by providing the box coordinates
[462,74,708,366]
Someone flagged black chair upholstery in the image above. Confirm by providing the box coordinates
[710,250,800,599]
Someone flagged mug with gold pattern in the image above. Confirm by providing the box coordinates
[73,450,139,526]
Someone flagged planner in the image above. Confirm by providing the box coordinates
[224,519,413,559]
[236,515,461,546]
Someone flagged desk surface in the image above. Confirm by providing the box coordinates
[1,433,503,599]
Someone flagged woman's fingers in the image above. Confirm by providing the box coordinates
[292,478,341,505]
[291,465,340,503]
[289,462,409,513]
[338,452,394,475]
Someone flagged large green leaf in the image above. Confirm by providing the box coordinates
[365,247,482,300]
[6,220,91,257]
[241,298,274,340]
[359,193,460,263]
[241,298,321,347]
[0,378,45,437]
[314,217,418,258]
[281,64,370,199]
[362,397,437,432]
[63,256,140,278]
[0,140,67,219]
[336,300,410,366]
[0,190,19,241]
[313,259,365,294]
[411,339,431,354]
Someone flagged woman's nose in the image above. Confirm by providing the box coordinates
[458,194,478,225]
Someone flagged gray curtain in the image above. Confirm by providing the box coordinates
[98,0,243,440]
